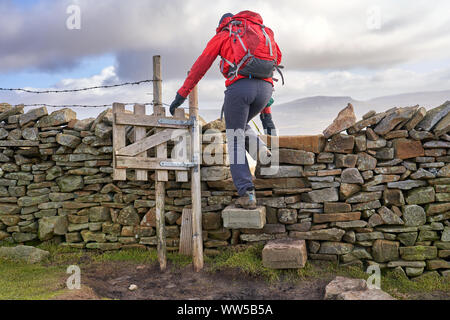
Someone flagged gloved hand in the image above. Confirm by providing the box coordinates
[260,113,277,136]
[169,93,187,116]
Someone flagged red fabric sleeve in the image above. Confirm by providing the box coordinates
[177,33,225,98]
[276,42,282,65]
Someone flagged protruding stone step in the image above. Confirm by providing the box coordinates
[261,134,326,153]
[221,205,266,229]
[262,239,308,269]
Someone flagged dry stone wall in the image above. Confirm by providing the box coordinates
[0,101,449,279]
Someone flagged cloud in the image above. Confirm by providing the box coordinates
[1,0,450,77]
[1,0,450,116]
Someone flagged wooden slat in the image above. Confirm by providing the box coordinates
[134,104,148,181]
[0,140,39,147]
[116,128,188,157]
[115,113,190,129]
[174,108,189,182]
[153,108,169,182]
[179,208,193,256]
[116,156,190,171]
[112,103,126,181]
[189,83,204,272]
[153,55,166,271]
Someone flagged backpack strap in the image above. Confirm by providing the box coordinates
[274,64,285,85]
[260,25,273,57]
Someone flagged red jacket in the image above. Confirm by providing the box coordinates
[178,11,282,98]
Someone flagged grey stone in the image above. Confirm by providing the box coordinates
[406,187,435,205]
[417,101,450,131]
[306,188,339,203]
[38,216,68,240]
[403,205,426,227]
[387,180,427,190]
[38,108,76,128]
[19,107,48,126]
[0,245,49,263]
[290,228,345,241]
[378,206,404,225]
[341,168,364,184]
[56,175,84,192]
[319,242,354,255]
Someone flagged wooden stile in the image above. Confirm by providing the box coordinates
[111,55,204,272]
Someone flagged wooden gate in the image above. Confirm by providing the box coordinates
[112,56,204,272]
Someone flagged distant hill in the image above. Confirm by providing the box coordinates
[267,89,450,135]
[198,89,450,135]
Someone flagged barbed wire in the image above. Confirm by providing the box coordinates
[0,79,156,94]
[20,102,182,109]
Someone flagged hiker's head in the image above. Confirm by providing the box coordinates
[218,13,233,27]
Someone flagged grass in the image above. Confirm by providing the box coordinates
[0,258,66,300]
[207,245,282,282]
[0,243,448,300]
[380,268,450,299]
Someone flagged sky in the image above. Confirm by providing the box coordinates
[0,0,450,120]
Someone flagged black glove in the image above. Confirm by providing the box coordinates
[169,93,187,116]
[260,113,277,136]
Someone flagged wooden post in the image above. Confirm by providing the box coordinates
[189,83,204,272]
[112,103,126,181]
[153,55,167,271]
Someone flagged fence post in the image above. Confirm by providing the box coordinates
[189,82,204,272]
[153,55,167,271]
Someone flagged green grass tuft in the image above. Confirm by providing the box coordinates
[92,248,157,264]
[0,258,66,300]
[208,245,281,282]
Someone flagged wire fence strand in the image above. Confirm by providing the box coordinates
[20,102,177,109]
[2,78,186,109]
[0,79,156,94]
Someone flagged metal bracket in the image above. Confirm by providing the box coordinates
[160,161,197,168]
[158,118,194,126]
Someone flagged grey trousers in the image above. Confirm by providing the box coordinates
[223,78,273,196]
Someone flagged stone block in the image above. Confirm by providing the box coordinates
[392,138,424,159]
[222,205,266,229]
[313,212,361,223]
[323,103,356,138]
[372,239,399,262]
[261,134,326,153]
[324,134,355,153]
[262,239,308,269]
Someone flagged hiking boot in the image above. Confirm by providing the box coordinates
[235,188,257,210]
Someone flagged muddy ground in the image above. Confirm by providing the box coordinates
[80,261,329,300]
[52,260,448,300]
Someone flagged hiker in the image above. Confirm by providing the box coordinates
[260,97,278,136]
[170,10,283,209]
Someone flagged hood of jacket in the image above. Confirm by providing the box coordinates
[216,10,264,33]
